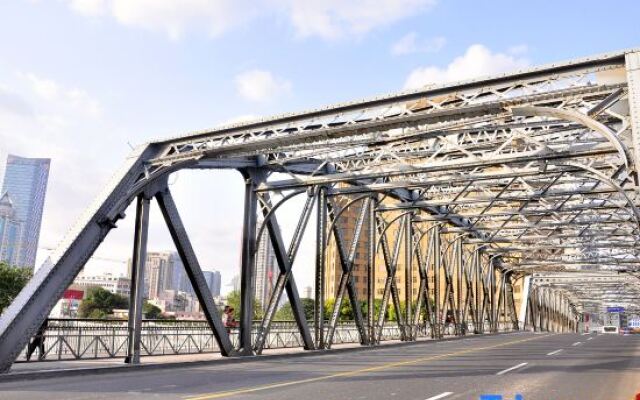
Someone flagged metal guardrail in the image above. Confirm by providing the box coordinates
[16,319,504,362]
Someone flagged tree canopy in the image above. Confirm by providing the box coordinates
[274,298,316,321]
[143,302,163,319]
[78,287,168,319]
[225,290,263,320]
[77,286,128,318]
[0,262,32,314]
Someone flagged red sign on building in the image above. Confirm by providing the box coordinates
[62,289,84,300]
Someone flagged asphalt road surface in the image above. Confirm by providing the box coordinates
[1,332,639,400]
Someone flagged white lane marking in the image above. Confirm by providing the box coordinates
[547,349,563,356]
[582,332,590,335]
[496,362,528,375]
[587,337,593,341]
[572,342,582,346]
[425,392,454,400]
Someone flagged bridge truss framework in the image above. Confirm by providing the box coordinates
[2,48,640,372]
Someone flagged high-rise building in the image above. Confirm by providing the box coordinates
[303,286,313,299]
[1,155,50,268]
[230,274,241,293]
[170,256,194,295]
[254,219,278,311]
[202,270,222,297]
[127,251,183,300]
[0,192,22,265]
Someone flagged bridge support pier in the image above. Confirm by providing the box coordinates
[125,195,150,364]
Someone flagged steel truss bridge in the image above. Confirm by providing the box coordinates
[2,48,640,373]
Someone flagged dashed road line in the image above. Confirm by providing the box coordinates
[496,362,528,376]
[547,349,563,356]
[425,392,454,400]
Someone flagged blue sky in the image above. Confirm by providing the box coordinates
[1,0,639,292]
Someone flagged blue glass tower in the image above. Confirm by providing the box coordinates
[0,192,22,266]
[1,155,50,268]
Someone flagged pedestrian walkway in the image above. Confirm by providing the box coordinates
[8,338,407,375]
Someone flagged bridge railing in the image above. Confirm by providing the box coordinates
[15,318,511,362]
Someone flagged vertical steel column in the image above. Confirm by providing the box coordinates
[489,261,497,333]
[433,224,442,339]
[501,272,507,331]
[495,273,503,332]
[315,186,327,349]
[404,212,413,340]
[506,273,519,331]
[238,169,262,355]
[455,238,463,335]
[367,195,377,344]
[125,194,150,364]
[474,250,482,333]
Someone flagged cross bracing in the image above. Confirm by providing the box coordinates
[1,48,640,372]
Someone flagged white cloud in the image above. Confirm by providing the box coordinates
[0,85,33,117]
[110,0,251,41]
[23,73,101,117]
[24,73,59,100]
[280,0,437,39]
[235,69,291,102]
[66,0,252,40]
[404,44,530,89]
[64,0,437,41]
[68,0,106,16]
[391,33,446,55]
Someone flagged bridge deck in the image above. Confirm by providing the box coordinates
[0,333,638,400]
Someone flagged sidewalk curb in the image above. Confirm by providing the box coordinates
[0,331,519,383]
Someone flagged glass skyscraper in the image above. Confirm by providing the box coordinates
[1,155,50,269]
[0,192,22,266]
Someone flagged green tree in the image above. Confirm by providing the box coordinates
[77,287,128,318]
[321,298,391,321]
[0,262,32,314]
[323,298,359,320]
[301,298,315,320]
[274,302,294,320]
[143,302,163,319]
[272,298,319,321]
[225,290,263,320]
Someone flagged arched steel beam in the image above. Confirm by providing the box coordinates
[511,106,630,168]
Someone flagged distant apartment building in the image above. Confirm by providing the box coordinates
[128,251,182,299]
[74,273,131,296]
[0,192,22,265]
[303,285,313,299]
[0,154,50,268]
[127,251,221,310]
[254,219,278,311]
[202,270,222,297]
[149,289,194,312]
[324,197,413,301]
